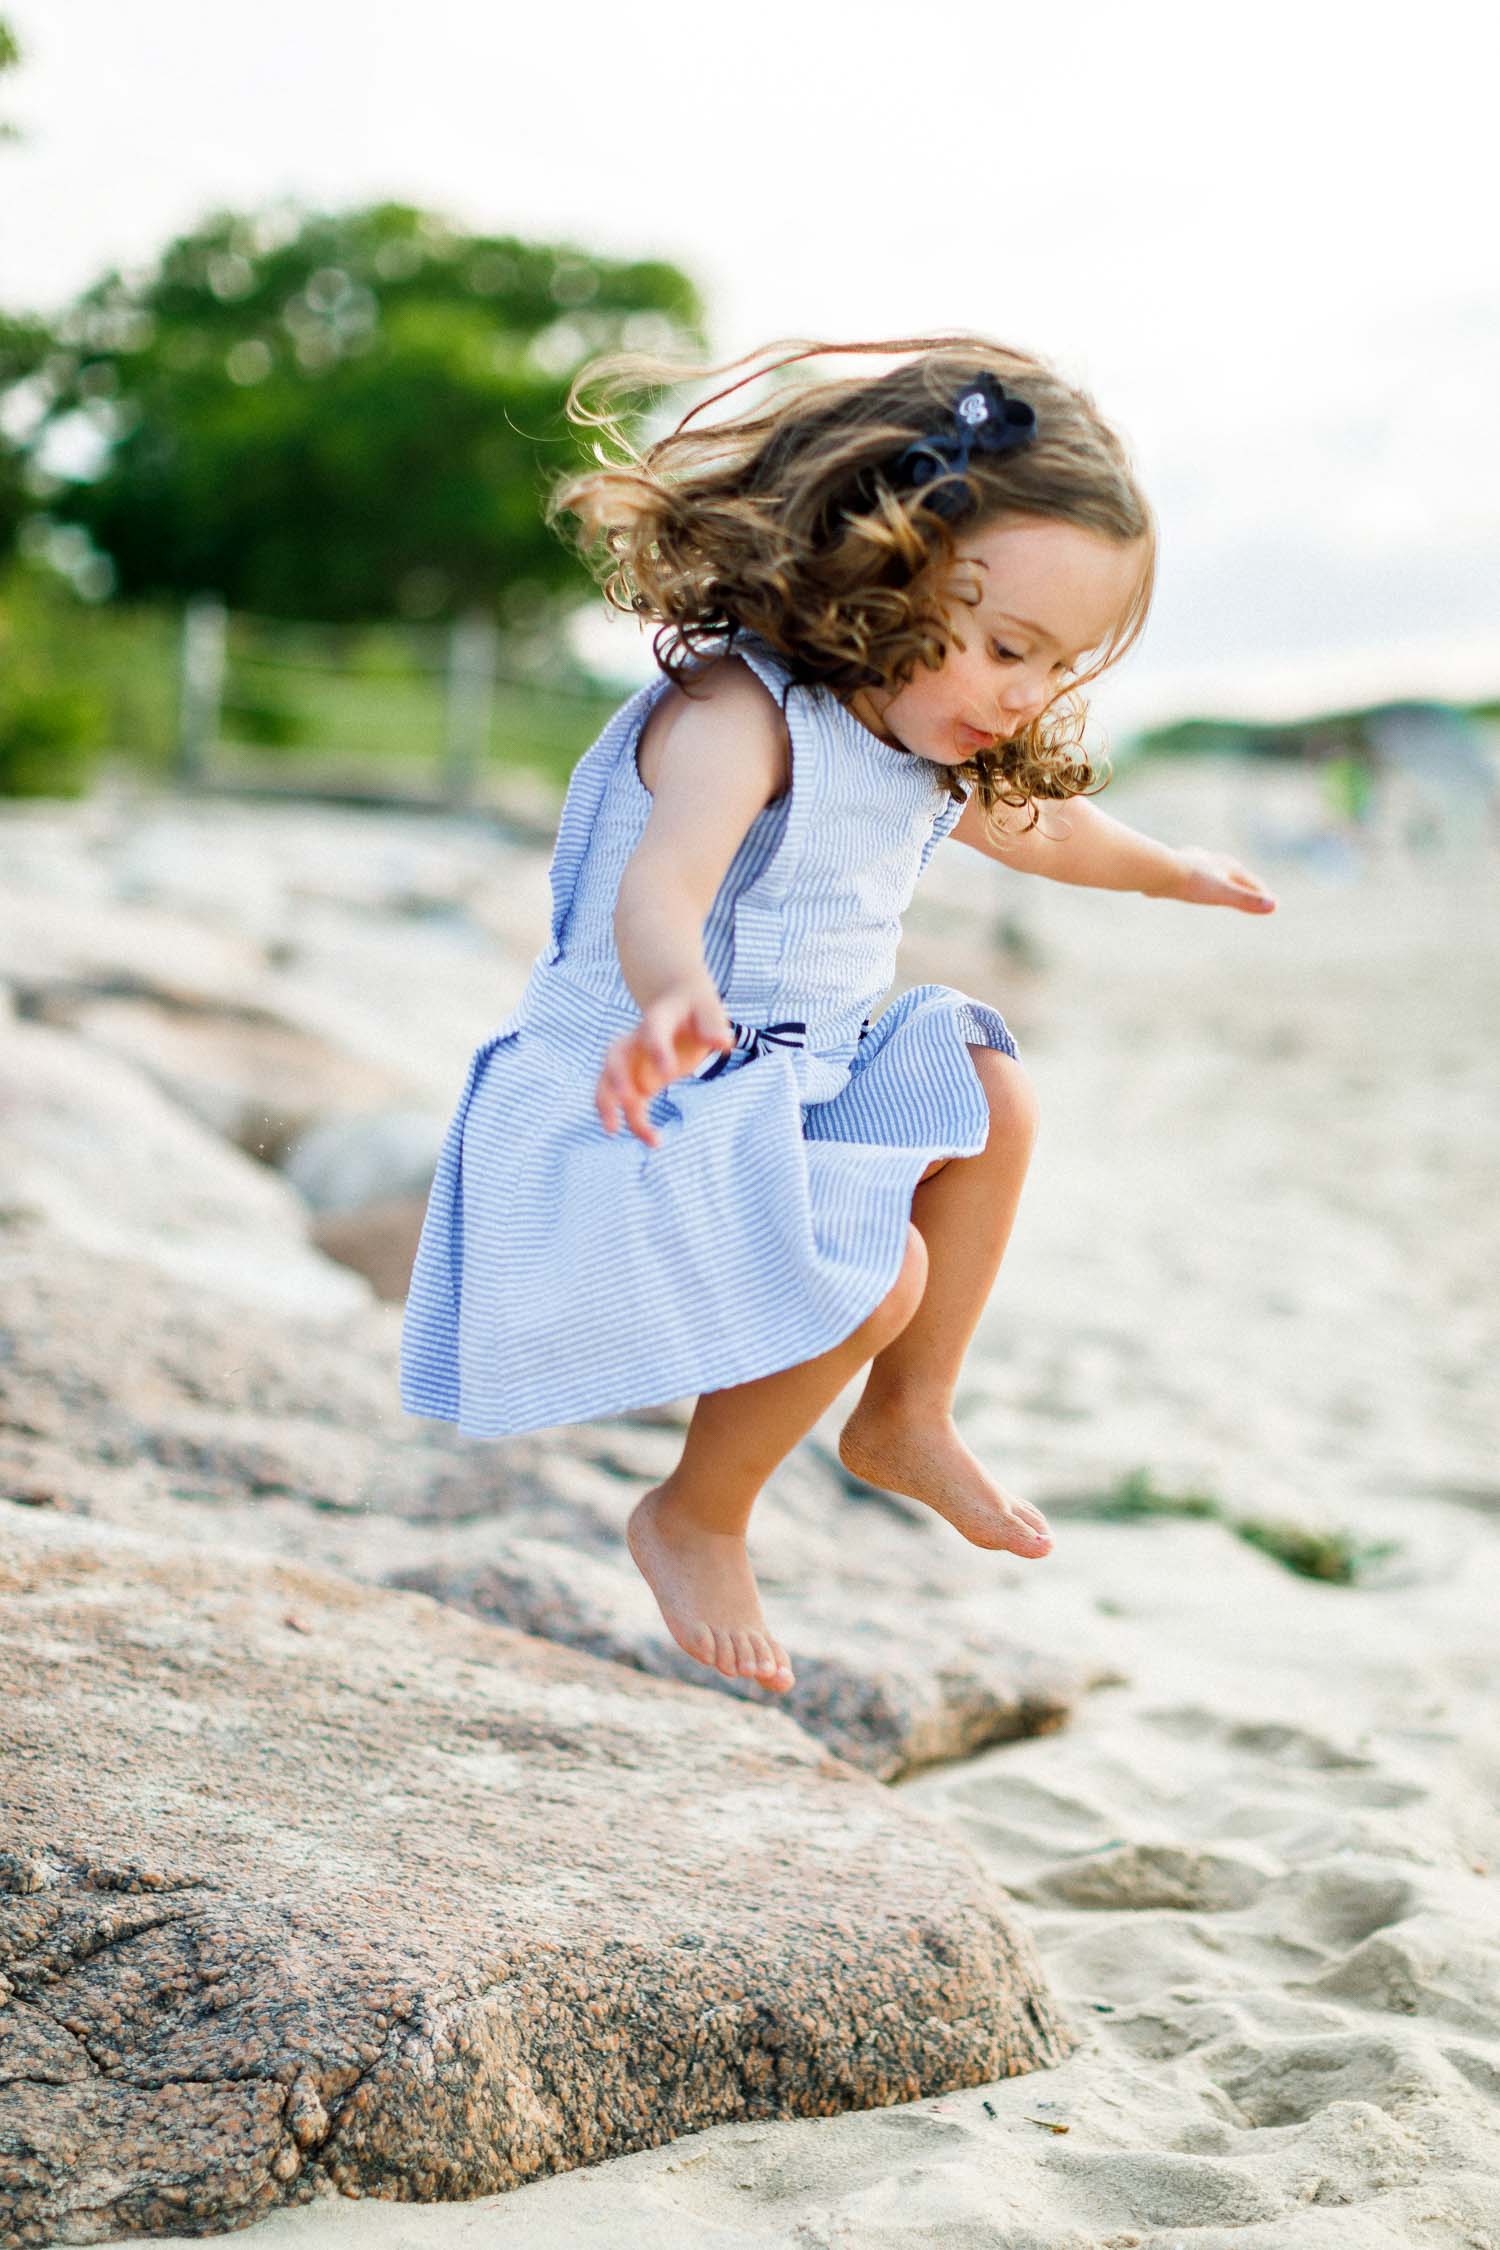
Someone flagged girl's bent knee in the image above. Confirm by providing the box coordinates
[970,1047,1040,1148]
[873,1223,927,1337]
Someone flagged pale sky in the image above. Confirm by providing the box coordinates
[5,0,1498,732]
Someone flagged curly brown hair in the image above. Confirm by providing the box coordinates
[547,333,1157,820]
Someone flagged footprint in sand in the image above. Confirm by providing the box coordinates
[1273,1861,1419,1948]
[1020,1840,1273,1914]
[1042,2147,1282,2230]
[1301,1915,1500,2037]
[1141,1704,1375,1771]
[1204,2028,1451,2128]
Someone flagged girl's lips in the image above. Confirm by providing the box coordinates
[956,721,995,748]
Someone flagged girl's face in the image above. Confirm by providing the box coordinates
[848,513,1147,767]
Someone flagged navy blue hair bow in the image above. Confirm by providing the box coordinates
[891,373,1037,521]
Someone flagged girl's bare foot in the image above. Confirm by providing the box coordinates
[837,1400,1053,1558]
[626,1482,796,1692]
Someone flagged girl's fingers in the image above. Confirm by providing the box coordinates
[601,1001,738,1146]
[604,1041,662,1148]
[617,1084,656,1146]
[620,1069,659,1146]
[1207,857,1275,912]
[1181,848,1275,913]
[598,1044,648,1138]
[595,1054,621,1133]
[1231,858,1274,892]
[596,1078,623,1136]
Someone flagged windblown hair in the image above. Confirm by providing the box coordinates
[547,334,1157,820]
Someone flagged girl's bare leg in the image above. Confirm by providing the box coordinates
[839,1047,1054,1559]
[627,1225,929,1695]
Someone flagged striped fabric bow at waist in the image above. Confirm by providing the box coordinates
[697,1016,873,1081]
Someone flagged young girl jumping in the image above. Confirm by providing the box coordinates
[400,334,1276,1701]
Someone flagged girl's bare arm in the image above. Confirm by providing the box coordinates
[949,790,1276,914]
[598,658,790,1143]
[613,657,789,1008]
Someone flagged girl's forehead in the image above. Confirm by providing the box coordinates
[956,518,1145,642]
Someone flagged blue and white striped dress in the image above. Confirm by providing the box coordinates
[399,629,1017,1438]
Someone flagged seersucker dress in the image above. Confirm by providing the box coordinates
[399,628,1018,1438]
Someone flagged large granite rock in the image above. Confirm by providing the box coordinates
[0,789,542,1116]
[1,786,1103,1784]
[0,1508,1072,2243]
[0,1227,1098,1782]
[0,1018,370,1322]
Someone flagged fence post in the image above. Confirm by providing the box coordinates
[443,608,499,809]
[174,594,227,784]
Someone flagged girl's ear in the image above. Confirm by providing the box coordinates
[937,553,985,619]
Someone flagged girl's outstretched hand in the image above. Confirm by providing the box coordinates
[1167,847,1277,914]
[595,988,735,1148]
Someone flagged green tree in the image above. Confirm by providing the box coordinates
[0,22,48,567]
[23,201,702,622]
[0,17,20,143]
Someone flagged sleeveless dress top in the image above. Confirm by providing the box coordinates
[399,628,1018,1438]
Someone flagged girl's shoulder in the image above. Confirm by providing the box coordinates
[634,642,791,803]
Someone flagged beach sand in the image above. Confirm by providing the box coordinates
[96,769,1500,2248]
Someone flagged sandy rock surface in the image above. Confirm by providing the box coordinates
[0,1226,1092,1781]
[0,1016,370,1322]
[5,763,1500,2246]
[0,1508,1068,2246]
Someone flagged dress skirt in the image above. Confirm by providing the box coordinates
[399,964,1018,1440]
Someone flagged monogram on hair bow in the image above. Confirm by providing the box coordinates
[891,372,1038,521]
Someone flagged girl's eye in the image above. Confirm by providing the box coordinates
[990,641,1074,672]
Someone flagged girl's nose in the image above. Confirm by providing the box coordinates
[998,695,1045,735]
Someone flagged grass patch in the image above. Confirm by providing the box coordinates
[1061,1467,1401,1585]
[0,562,621,796]
[1229,1516,1401,1586]
[1065,1467,1221,1523]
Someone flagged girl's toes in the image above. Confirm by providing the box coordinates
[682,1620,716,1668]
[748,1632,781,1682]
[742,1631,769,1678]
[732,1631,761,1680]
[711,1629,739,1679]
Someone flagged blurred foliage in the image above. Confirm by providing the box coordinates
[0,312,49,565]
[0,672,102,796]
[0,551,619,797]
[0,553,178,785]
[213,609,621,788]
[1136,703,1496,762]
[1137,717,1268,759]
[0,16,19,143]
[1231,1516,1400,1586]
[1055,1466,1401,1586]
[16,200,703,622]
[1062,1467,1221,1522]
[0,557,110,794]
[0,20,42,564]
